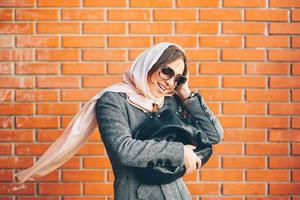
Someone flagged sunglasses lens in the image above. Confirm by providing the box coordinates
[175,76,187,87]
[161,67,175,79]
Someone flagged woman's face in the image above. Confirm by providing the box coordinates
[147,58,185,98]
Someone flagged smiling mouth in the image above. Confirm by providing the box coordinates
[158,82,168,92]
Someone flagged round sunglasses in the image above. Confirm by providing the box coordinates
[159,66,187,87]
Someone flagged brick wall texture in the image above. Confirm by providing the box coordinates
[1,0,300,199]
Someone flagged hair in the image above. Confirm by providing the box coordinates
[148,45,188,78]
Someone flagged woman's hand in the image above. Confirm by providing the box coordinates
[183,144,202,176]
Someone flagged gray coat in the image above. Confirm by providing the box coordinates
[95,92,223,200]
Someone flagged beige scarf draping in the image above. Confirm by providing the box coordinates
[14,42,184,184]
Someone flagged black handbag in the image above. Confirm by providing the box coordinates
[132,108,213,185]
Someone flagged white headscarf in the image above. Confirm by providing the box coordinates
[14,42,185,184]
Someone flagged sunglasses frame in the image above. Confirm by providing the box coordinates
[159,66,187,87]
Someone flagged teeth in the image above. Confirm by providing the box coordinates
[158,83,166,91]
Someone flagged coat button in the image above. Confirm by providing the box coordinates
[147,161,154,168]
[156,159,163,166]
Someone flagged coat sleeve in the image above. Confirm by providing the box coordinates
[95,92,185,168]
[181,93,224,144]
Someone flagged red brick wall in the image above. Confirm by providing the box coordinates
[1,0,300,199]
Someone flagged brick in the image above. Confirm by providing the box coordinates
[0,63,12,74]
[84,0,126,7]
[84,157,112,168]
[200,36,242,48]
[176,22,219,34]
[0,144,12,155]
[269,50,300,61]
[0,77,34,88]
[0,117,12,128]
[270,184,300,195]
[79,143,105,155]
[223,77,266,88]
[246,10,288,21]
[154,36,197,47]
[292,143,300,155]
[246,63,289,74]
[130,0,172,7]
[16,9,58,20]
[186,49,218,61]
[62,116,73,128]
[270,77,300,88]
[189,76,219,88]
[154,9,197,21]
[16,117,59,128]
[293,170,300,181]
[270,157,300,168]
[16,143,49,155]
[246,143,288,155]
[61,9,104,20]
[64,197,105,200]
[17,36,59,47]
[213,143,243,155]
[0,103,33,114]
[269,130,300,142]
[247,170,289,181]
[37,22,80,34]
[0,183,34,194]
[37,103,80,115]
[37,130,63,141]
[130,23,172,34]
[293,117,300,128]
[292,10,300,21]
[224,157,265,169]
[292,37,300,48]
[108,36,151,47]
[246,117,288,128]
[199,62,243,75]
[0,9,12,20]
[224,0,265,7]
[200,89,243,101]
[201,169,243,181]
[187,183,219,195]
[270,0,300,8]
[62,36,105,48]
[108,9,150,21]
[61,89,99,101]
[107,63,131,74]
[84,183,113,195]
[0,89,12,101]
[223,22,265,34]
[63,170,105,182]
[83,76,123,88]
[16,90,58,102]
[0,130,33,142]
[0,36,13,47]
[293,90,300,101]
[224,130,266,142]
[39,183,81,195]
[38,0,80,7]
[246,89,289,101]
[219,116,243,128]
[83,23,125,34]
[200,9,242,21]
[0,170,13,181]
[270,23,300,34]
[222,49,265,61]
[83,50,126,61]
[269,103,300,115]
[37,77,80,88]
[0,0,35,7]
[177,0,219,7]
[0,49,33,61]
[37,49,79,61]
[223,103,265,114]
[223,183,265,195]
[246,36,289,48]
[0,23,33,34]
[62,63,105,75]
[16,63,59,74]
[293,64,300,74]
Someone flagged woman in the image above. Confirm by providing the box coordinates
[95,43,223,199]
[14,43,223,200]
